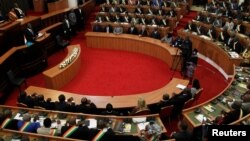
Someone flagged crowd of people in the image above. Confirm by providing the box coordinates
[92,0,189,37]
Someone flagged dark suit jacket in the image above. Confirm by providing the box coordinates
[232,41,244,54]
[218,31,230,43]
[172,131,192,141]
[74,8,84,25]
[222,109,241,124]
[185,23,195,31]
[127,27,138,35]
[14,8,25,18]
[54,101,70,112]
[61,125,91,140]
[234,24,246,34]
[139,29,148,37]
[24,28,37,42]
[151,31,161,39]
[2,119,19,130]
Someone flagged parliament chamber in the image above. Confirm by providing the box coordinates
[0,0,250,141]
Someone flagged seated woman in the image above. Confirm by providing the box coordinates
[130,98,149,115]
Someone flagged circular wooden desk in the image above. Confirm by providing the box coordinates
[27,33,189,108]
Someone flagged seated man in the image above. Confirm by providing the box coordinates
[234,20,246,34]
[170,121,192,141]
[167,8,176,17]
[113,24,123,34]
[37,118,57,135]
[61,117,92,140]
[195,12,204,22]
[218,29,230,43]
[223,18,234,30]
[231,37,244,54]
[184,21,195,31]
[139,25,148,37]
[206,26,216,40]
[121,13,130,23]
[161,32,173,44]
[93,23,102,32]
[195,23,205,35]
[63,15,72,39]
[127,24,138,35]
[12,3,25,19]
[24,23,38,43]
[104,24,113,33]
[151,27,161,39]
[55,94,71,112]
[213,17,222,28]
[158,16,168,27]
[101,103,120,115]
[17,113,41,133]
[221,101,242,124]
[171,36,183,48]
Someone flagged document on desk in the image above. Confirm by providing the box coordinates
[176,84,186,90]
[203,104,215,112]
[137,122,149,130]
[87,118,97,129]
[14,113,23,120]
[124,123,132,133]
[132,117,146,123]
[195,114,205,123]
[228,52,239,58]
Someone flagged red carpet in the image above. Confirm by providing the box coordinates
[4,31,229,107]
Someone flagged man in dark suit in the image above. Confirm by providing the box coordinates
[226,34,235,47]
[135,6,142,15]
[231,37,244,54]
[74,8,85,30]
[151,27,161,39]
[17,113,41,133]
[184,21,195,31]
[158,16,168,27]
[101,103,120,115]
[139,16,147,25]
[139,25,148,37]
[13,3,25,19]
[167,8,176,17]
[234,20,246,34]
[68,9,77,35]
[171,36,183,48]
[195,23,204,35]
[24,23,37,43]
[1,109,19,130]
[195,12,204,22]
[61,117,92,140]
[181,36,193,73]
[104,24,113,33]
[171,121,192,141]
[207,26,216,40]
[62,15,72,39]
[221,101,242,124]
[218,29,230,43]
[55,94,71,112]
[127,24,138,35]
[100,6,107,13]
[121,13,130,23]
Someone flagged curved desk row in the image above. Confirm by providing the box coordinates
[0,105,167,140]
[178,29,243,79]
[43,45,81,89]
[91,22,170,37]
[85,32,179,68]
[26,77,188,109]
[182,66,250,129]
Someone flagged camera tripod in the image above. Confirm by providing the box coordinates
[170,47,184,80]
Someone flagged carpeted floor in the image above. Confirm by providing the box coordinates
[3,8,231,136]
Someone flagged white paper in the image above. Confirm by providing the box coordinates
[132,117,146,123]
[195,114,204,123]
[176,84,186,90]
[87,119,97,129]
[137,122,149,130]
[14,113,23,120]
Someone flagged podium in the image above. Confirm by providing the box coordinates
[33,0,45,12]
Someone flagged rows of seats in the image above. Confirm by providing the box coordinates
[0,105,171,141]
